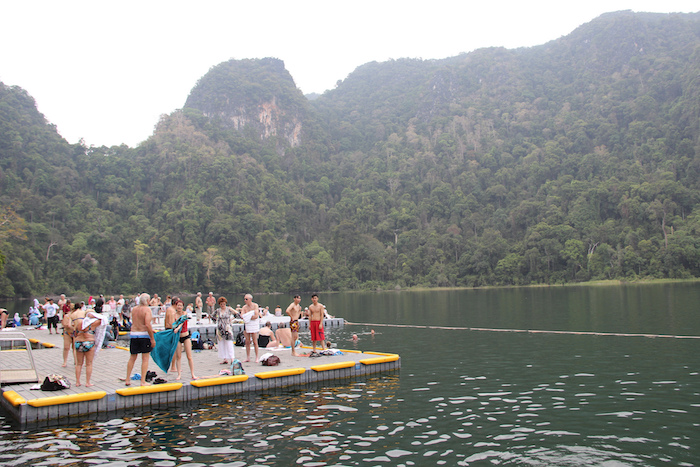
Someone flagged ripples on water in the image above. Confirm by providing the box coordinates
[1,327,698,466]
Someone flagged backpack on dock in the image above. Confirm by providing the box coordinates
[231,359,245,375]
[235,331,245,346]
[40,374,70,391]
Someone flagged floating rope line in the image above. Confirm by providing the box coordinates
[344,322,700,339]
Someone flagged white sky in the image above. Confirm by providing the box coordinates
[1,1,697,148]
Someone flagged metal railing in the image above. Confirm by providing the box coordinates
[0,332,39,384]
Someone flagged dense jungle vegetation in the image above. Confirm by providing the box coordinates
[1,11,700,297]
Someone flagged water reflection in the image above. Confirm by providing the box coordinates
[3,328,698,465]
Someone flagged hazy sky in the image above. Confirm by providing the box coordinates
[1,1,697,148]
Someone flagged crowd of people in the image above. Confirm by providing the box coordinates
[2,292,334,387]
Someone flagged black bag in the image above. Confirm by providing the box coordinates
[262,355,280,366]
[235,331,245,347]
[41,374,70,391]
[202,338,216,350]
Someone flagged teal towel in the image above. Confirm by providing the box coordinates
[151,315,186,373]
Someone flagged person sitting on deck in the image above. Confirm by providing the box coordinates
[28,308,41,326]
[258,321,279,348]
[275,323,294,348]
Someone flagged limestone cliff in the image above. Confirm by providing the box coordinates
[184,58,307,148]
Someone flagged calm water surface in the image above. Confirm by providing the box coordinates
[1,283,698,466]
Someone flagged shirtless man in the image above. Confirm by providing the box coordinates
[285,295,302,356]
[195,292,204,324]
[206,292,216,318]
[57,294,66,313]
[125,293,156,386]
[241,293,260,363]
[308,294,326,354]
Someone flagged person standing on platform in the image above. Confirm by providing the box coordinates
[166,298,197,381]
[286,295,302,356]
[164,298,179,373]
[125,293,156,386]
[195,292,204,324]
[116,294,125,314]
[57,294,66,314]
[66,299,104,387]
[206,292,216,318]
[213,296,235,364]
[241,293,260,363]
[308,294,326,354]
[61,299,74,367]
[43,298,59,334]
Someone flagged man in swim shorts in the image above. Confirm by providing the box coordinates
[308,294,326,354]
[285,294,302,356]
[206,292,216,317]
[241,293,260,363]
[125,293,156,386]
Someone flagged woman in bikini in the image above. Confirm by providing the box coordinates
[61,300,74,367]
[67,300,101,387]
[165,298,197,381]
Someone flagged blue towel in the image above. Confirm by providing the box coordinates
[151,315,186,373]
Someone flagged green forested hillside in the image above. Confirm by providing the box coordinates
[1,11,699,297]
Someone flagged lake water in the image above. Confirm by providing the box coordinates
[1,283,699,466]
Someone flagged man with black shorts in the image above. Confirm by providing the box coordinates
[125,293,155,386]
[43,298,59,334]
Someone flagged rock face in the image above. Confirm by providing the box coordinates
[184,58,306,147]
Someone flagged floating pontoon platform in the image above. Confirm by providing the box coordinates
[0,324,399,427]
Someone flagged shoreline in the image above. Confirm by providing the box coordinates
[3,277,700,302]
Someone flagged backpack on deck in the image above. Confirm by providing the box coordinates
[41,374,71,391]
[191,330,202,349]
[261,354,280,366]
[235,331,245,346]
[231,359,245,375]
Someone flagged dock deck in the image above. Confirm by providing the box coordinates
[0,325,399,427]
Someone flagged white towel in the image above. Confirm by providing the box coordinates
[82,311,108,356]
